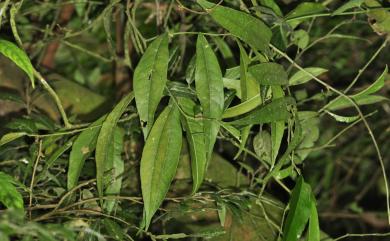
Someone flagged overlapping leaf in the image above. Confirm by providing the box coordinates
[95,92,134,199]
[67,117,105,190]
[133,34,169,138]
[0,172,24,211]
[178,97,207,194]
[282,177,312,241]
[249,63,288,85]
[141,103,182,230]
[228,97,294,126]
[197,0,272,52]
[195,34,224,160]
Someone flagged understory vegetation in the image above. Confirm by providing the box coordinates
[0,0,389,240]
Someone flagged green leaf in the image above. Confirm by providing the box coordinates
[234,42,260,159]
[0,172,24,211]
[195,34,224,160]
[178,97,207,194]
[271,86,285,165]
[141,103,182,231]
[267,119,302,179]
[286,3,326,28]
[295,114,320,163]
[223,94,262,118]
[238,42,259,103]
[38,137,75,182]
[291,29,310,49]
[259,0,283,17]
[282,176,312,241]
[286,2,326,20]
[0,39,34,88]
[0,132,27,147]
[103,219,127,241]
[103,127,124,213]
[307,195,320,241]
[289,67,328,86]
[253,130,272,165]
[325,111,359,123]
[248,63,288,85]
[333,0,364,15]
[67,117,105,190]
[327,95,388,111]
[212,36,236,67]
[197,0,272,52]
[133,34,169,138]
[228,97,294,126]
[352,65,387,98]
[95,92,134,200]
[364,0,390,35]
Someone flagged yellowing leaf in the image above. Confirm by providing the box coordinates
[141,103,182,231]
[0,132,27,147]
[134,34,169,138]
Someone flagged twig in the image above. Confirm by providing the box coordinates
[29,140,42,220]
[270,43,390,224]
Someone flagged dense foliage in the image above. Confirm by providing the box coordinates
[0,0,389,240]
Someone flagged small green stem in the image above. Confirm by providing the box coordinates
[34,71,72,128]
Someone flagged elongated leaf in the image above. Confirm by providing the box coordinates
[283,176,312,241]
[103,127,124,213]
[327,95,388,111]
[271,86,285,166]
[266,120,302,180]
[67,117,105,190]
[286,3,326,20]
[197,0,272,52]
[352,65,387,98]
[134,34,169,138]
[234,42,260,159]
[228,97,294,126]
[96,92,134,199]
[141,103,182,231]
[334,0,364,15]
[212,36,236,67]
[307,195,320,241]
[0,172,24,211]
[249,63,288,85]
[195,34,224,160]
[325,111,359,123]
[178,97,207,194]
[0,39,34,87]
[0,132,27,147]
[223,94,262,118]
[289,67,328,86]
